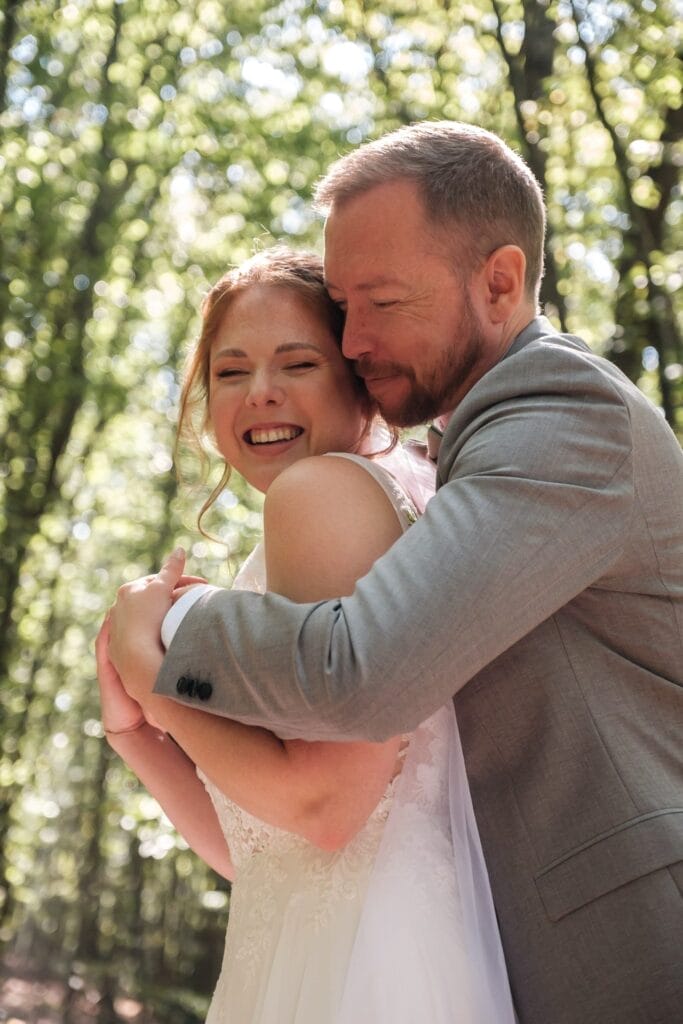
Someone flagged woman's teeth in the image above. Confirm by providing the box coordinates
[247,426,303,445]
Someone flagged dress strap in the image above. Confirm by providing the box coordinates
[322,452,418,534]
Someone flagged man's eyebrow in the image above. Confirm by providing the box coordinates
[325,276,407,292]
[212,342,323,360]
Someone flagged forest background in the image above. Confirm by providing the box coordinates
[0,0,681,1021]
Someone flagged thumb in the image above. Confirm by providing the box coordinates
[157,546,186,588]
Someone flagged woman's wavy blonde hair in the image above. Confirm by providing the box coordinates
[176,246,384,537]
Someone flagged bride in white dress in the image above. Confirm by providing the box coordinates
[97,248,516,1023]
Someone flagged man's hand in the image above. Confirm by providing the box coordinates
[108,548,205,703]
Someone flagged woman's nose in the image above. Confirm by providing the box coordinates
[246,370,284,407]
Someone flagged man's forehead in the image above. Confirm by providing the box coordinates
[323,208,415,285]
[322,182,418,239]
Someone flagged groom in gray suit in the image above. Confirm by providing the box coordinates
[115,122,683,1023]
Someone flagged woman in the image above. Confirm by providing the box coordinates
[98,248,515,1023]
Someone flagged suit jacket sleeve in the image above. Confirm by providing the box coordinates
[154,339,635,740]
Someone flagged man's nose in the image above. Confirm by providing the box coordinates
[246,372,284,406]
[341,308,373,361]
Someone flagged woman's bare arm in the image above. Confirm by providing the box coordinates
[96,621,234,880]
[107,725,236,879]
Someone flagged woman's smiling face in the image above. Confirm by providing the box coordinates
[208,283,367,493]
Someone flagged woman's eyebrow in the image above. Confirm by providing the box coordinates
[212,346,247,359]
[212,342,324,361]
[275,342,324,355]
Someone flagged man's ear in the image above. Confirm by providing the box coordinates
[478,245,527,324]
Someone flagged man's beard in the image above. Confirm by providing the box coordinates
[356,300,486,428]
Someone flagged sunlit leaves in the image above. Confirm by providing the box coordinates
[0,0,680,1014]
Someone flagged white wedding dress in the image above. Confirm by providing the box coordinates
[199,452,517,1024]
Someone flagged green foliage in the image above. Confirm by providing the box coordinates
[0,0,680,1014]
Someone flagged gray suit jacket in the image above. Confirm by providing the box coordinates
[157,317,683,1023]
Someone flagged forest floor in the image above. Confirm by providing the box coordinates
[0,957,158,1024]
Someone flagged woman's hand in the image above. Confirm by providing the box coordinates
[96,613,147,736]
[108,550,186,670]
[107,549,205,676]
[107,549,207,705]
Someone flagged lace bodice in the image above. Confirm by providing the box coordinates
[203,750,402,873]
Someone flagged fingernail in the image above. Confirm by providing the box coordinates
[171,546,185,558]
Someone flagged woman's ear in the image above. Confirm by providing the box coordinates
[480,245,527,324]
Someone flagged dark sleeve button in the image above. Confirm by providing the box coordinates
[176,676,190,695]
[197,681,213,701]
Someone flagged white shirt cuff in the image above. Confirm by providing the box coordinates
[161,584,214,650]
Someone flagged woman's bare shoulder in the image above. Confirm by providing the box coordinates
[263,455,403,602]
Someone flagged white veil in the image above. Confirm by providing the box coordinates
[337,703,517,1023]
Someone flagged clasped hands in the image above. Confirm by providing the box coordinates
[96,547,206,736]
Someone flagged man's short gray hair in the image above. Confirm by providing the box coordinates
[314,121,546,301]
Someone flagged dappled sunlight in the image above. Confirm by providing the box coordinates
[0,0,680,1017]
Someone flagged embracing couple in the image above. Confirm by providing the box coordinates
[98,122,683,1024]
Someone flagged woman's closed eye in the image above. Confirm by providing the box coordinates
[285,360,317,371]
[216,368,248,379]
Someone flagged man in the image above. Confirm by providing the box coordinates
[112,122,683,1023]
